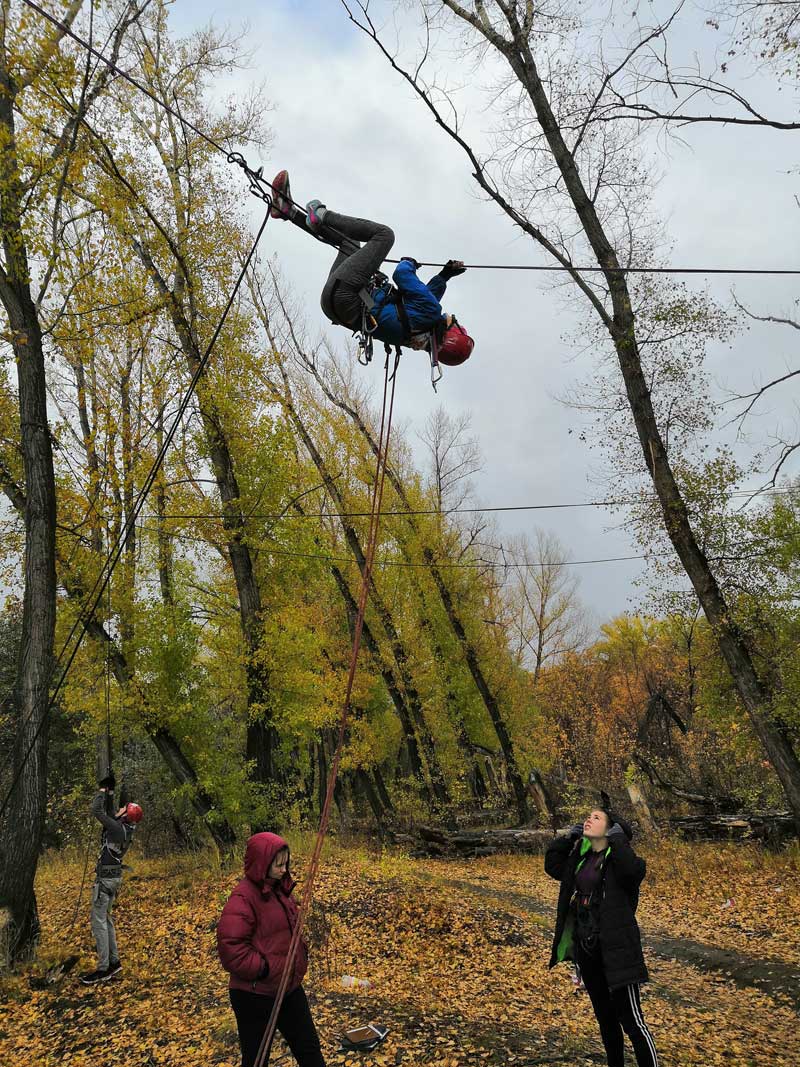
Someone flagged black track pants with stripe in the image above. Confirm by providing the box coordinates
[577,944,658,1067]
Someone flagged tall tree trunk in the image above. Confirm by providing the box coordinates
[372,766,394,814]
[301,368,528,822]
[436,1,800,831]
[0,82,57,963]
[317,740,328,817]
[153,402,174,605]
[355,767,386,826]
[328,559,432,802]
[118,346,137,650]
[130,238,276,788]
[274,379,449,806]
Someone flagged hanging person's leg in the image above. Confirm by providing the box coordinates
[270,171,358,253]
[268,170,394,328]
[317,210,395,328]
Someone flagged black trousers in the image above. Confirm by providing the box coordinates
[577,945,658,1067]
[318,211,395,328]
[229,986,326,1067]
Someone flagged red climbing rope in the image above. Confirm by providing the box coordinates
[253,351,400,1067]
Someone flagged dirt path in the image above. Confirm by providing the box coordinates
[414,870,800,1009]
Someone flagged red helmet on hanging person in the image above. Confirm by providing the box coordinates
[123,802,143,824]
[437,319,474,366]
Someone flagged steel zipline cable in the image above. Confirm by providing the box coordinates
[16,0,800,279]
[136,485,797,524]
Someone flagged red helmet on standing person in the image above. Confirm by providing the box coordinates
[437,320,474,366]
[123,802,143,823]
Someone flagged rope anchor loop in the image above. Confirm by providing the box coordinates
[227,153,274,207]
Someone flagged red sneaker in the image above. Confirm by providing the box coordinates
[270,170,292,219]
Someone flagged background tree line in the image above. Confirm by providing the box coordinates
[1,0,798,964]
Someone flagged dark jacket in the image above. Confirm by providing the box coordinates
[545,831,648,989]
[216,832,309,998]
[91,792,134,876]
[371,260,448,345]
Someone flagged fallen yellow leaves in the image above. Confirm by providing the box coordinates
[0,840,797,1066]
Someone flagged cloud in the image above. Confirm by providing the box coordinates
[180,0,800,619]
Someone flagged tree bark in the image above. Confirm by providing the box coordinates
[278,390,445,805]
[302,368,528,821]
[328,560,431,801]
[129,219,276,789]
[153,402,174,605]
[624,766,658,835]
[372,766,394,814]
[355,767,386,826]
[433,2,800,832]
[0,78,57,964]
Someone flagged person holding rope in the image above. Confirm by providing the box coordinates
[269,169,474,365]
[545,808,658,1067]
[79,774,143,985]
[217,833,326,1067]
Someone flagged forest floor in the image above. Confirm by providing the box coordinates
[0,837,798,1067]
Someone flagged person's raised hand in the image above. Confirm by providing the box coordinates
[400,256,421,270]
[441,259,466,279]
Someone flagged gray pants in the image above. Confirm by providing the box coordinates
[319,211,394,328]
[91,876,122,969]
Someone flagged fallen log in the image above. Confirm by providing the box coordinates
[670,811,795,845]
[402,825,553,858]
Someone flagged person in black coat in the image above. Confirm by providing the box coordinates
[545,808,658,1067]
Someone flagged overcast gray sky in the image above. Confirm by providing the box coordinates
[170,0,799,621]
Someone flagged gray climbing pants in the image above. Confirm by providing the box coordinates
[90,876,122,969]
[319,211,395,328]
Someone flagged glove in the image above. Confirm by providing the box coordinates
[607,823,626,839]
[569,823,584,840]
[400,256,421,271]
[257,957,270,979]
[99,773,116,791]
[440,259,466,280]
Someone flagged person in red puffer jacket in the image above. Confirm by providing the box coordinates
[217,833,326,1067]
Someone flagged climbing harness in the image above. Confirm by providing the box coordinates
[252,350,400,1067]
[355,282,381,367]
[353,273,441,389]
[429,327,443,391]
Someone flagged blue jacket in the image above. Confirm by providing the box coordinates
[370,260,448,346]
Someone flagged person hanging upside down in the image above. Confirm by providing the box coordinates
[217,833,326,1067]
[269,170,474,364]
[545,809,658,1067]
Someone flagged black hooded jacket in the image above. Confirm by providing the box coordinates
[545,826,649,989]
